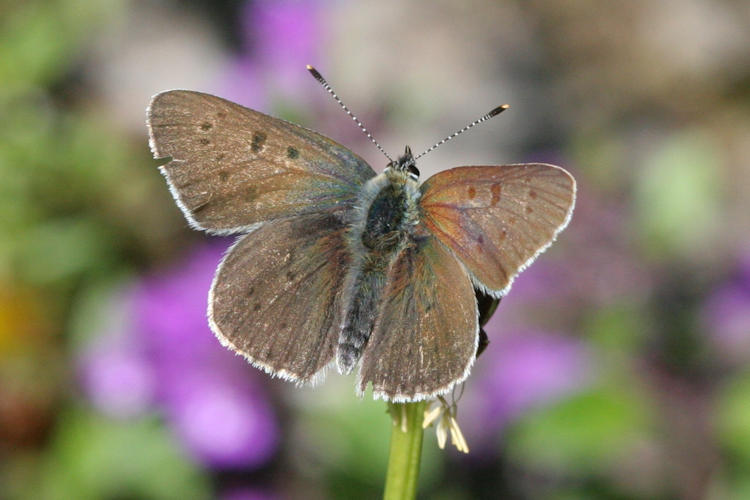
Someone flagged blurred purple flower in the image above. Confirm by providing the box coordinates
[78,290,156,418]
[219,0,323,106]
[221,487,277,500]
[219,58,268,110]
[249,0,321,74]
[702,249,750,363]
[133,243,279,468]
[479,330,591,425]
[79,328,156,418]
[462,329,591,449]
[80,243,278,469]
[165,370,277,468]
[487,184,653,336]
[135,245,225,365]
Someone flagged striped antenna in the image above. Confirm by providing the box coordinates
[414,104,510,160]
[307,65,394,163]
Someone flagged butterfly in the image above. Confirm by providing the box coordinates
[146,71,576,402]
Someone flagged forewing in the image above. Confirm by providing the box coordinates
[419,164,575,296]
[208,213,350,383]
[148,90,376,234]
[358,235,478,401]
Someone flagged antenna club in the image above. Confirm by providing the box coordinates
[415,103,511,160]
[489,104,510,117]
[306,64,394,162]
[306,65,324,82]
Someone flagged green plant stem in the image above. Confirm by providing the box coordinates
[383,401,426,500]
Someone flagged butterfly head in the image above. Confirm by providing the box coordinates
[387,145,419,180]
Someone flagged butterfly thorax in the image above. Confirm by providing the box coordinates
[361,170,418,252]
[337,167,421,374]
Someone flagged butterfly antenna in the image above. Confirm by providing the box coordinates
[414,104,510,160]
[307,65,394,162]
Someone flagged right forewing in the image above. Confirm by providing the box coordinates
[148,90,376,234]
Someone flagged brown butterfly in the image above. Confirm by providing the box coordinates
[146,67,576,402]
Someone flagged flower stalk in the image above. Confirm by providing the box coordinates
[383,401,426,500]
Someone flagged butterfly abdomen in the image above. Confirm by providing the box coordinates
[337,169,421,374]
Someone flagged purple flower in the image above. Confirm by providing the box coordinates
[462,329,591,449]
[481,185,653,350]
[165,369,277,468]
[221,487,278,500]
[248,0,321,75]
[78,290,156,419]
[702,249,750,363]
[480,331,591,424]
[134,245,226,365]
[219,0,323,106]
[134,243,279,468]
[80,243,279,469]
[79,334,156,419]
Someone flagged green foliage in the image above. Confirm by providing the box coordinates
[718,370,750,464]
[34,409,209,500]
[0,0,123,94]
[295,384,439,498]
[634,130,723,260]
[506,387,649,472]
[584,304,647,354]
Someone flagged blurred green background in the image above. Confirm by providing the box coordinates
[2,1,750,499]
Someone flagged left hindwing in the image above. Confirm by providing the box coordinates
[358,234,478,401]
[419,164,576,297]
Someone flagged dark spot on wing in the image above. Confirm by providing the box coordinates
[200,122,212,131]
[286,146,299,159]
[244,186,258,202]
[467,186,476,199]
[251,131,267,153]
[490,184,502,206]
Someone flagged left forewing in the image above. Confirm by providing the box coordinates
[419,164,575,296]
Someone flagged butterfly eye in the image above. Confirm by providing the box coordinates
[407,164,419,179]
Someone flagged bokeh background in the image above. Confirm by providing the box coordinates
[2,1,750,498]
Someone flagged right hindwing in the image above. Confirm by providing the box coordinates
[208,213,352,384]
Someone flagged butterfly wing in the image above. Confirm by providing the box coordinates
[208,213,350,383]
[358,233,478,401]
[148,90,376,234]
[419,164,576,296]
